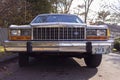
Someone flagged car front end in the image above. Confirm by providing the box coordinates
[4,23,113,54]
[4,14,114,67]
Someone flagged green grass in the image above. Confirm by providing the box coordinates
[0,46,5,53]
[0,46,14,59]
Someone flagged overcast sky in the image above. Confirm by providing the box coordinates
[70,0,102,21]
[71,0,106,12]
[71,0,116,12]
[70,0,114,21]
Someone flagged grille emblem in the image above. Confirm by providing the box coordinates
[74,32,79,36]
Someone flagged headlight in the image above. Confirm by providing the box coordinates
[10,29,31,40]
[10,29,31,36]
[87,29,97,36]
[21,30,31,36]
[87,29,108,40]
[87,29,107,36]
[97,30,106,36]
[11,30,21,36]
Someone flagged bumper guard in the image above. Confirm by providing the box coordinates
[4,40,114,54]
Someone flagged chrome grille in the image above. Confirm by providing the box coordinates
[33,27,85,40]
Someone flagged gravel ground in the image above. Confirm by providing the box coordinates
[0,53,120,80]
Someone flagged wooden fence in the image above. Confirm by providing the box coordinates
[0,28,8,45]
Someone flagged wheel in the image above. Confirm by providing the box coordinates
[18,53,29,67]
[84,54,102,68]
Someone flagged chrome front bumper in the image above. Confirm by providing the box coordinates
[4,40,114,54]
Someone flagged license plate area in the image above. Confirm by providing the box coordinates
[93,46,106,54]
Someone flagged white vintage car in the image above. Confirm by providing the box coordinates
[4,14,113,67]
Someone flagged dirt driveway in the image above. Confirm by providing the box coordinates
[0,53,120,80]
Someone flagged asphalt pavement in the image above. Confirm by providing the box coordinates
[0,53,18,63]
[0,53,120,80]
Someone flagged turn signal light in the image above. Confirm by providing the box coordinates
[9,36,31,40]
[86,36,108,40]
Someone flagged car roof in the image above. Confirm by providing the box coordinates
[37,13,77,16]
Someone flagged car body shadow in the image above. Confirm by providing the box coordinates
[6,57,98,80]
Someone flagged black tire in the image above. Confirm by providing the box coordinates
[18,53,29,67]
[84,54,102,68]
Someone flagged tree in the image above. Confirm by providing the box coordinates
[109,0,120,14]
[0,0,30,27]
[83,0,94,23]
[98,11,110,22]
[50,0,58,13]
[74,0,94,23]
[27,0,52,16]
[0,0,53,27]
[50,0,74,13]
[110,13,120,23]
[99,0,120,23]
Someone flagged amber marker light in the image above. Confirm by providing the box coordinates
[9,36,31,40]
[86,36,108,40]
[107,29,111,39]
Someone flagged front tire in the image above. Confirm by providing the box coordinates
[84,54,102,68]
[18,53,29,67]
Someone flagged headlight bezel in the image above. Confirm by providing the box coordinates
[87,29,107,36]
[10,29,31,36]
[97,29,107,36]
[9,29,31,40]
[10,30,21,36]
[21,29,31,36]
[86,29,108,40]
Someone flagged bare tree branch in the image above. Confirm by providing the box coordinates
[84,0,94,23]
[51,0,74,13]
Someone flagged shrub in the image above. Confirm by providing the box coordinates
[114,38,120,51]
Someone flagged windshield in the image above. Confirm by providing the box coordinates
[31,15,83,23]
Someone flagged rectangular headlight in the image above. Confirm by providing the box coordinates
[10,29,31,36]
[9,29,31,40]
[87,29,107,40]
[87,29,107,36]
[21,29,31,36]
[97,30,106,36]
[11,30,21,36]
[87,29,97,36]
